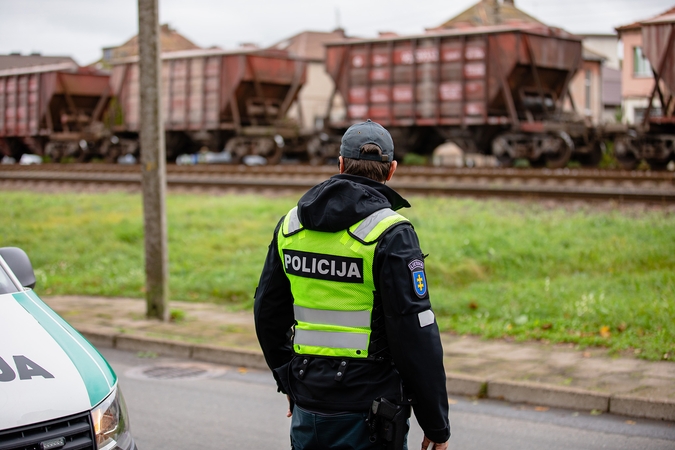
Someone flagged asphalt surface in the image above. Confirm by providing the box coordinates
[104,347,675,450]
[44,295,675,423]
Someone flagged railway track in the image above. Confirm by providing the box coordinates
[1,163,674,203]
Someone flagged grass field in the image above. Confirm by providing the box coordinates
[1,190,673,361]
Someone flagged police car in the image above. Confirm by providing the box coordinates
[0,247,137,450]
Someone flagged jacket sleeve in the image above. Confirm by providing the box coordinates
[253,218,296,380]
[374,224,451,443]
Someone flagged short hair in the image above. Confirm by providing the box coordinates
[342,144,391,182]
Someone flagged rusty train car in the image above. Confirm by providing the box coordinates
[2,16,674,169]
[0,48,307,164]
[317,19,675,170]
[0,57,112,162]
[109,47,307,163]
[319,24,599,169]
[612,12,675,170]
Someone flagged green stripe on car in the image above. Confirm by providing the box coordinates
[13,290,116,407]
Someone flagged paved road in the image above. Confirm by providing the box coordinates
[103,348,675,450]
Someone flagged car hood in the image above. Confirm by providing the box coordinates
[0,290,116,430]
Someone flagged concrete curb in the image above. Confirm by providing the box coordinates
[116,335,193,359]
[446,372,486,397]
[78,329,675,423]
[487,379,609,412]
[610,394,675,422]
[78,328,268,370]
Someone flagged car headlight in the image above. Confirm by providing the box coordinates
[91,385,134,450]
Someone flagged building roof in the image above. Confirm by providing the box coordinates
[102,24,200,63]
[0,54,76,71]
[0,54,78,76]
[429,0,545,30]
[582,46,606,62]
[641,7,675,25]
[268,29,348,61]
[616,6,675,33]
[109,46,295,65]
[577,33,618,39]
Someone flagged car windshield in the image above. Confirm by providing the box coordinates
[0,264,20,295]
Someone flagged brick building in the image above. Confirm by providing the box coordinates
[100,24,201,67]
[616,7,675,124]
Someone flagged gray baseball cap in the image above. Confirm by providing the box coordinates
[339,119,394,162]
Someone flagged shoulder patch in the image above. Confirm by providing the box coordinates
[408,259,427,298]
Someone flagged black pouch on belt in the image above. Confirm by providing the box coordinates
[367,398,411,450]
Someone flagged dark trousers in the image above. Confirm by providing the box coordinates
[290,406,409,450]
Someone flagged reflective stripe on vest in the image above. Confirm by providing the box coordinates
[287,207,302,234]
[294,305,371,328]
[294,329,369,351]
[279,206,409,359]
[351,208,398,241]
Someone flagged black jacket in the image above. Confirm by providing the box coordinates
[254,174,450,443]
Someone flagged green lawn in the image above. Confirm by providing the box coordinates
[1,191,673,361]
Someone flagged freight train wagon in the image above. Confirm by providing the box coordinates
[613,12,675,170]
[0,57,112,162]
[320,24,598,168]
[109,47,307,163]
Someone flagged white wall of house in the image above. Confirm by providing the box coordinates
[288,62,345,132]
[621,97,665,124]
[580,34,620,69]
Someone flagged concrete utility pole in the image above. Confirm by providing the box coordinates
[138,0,169,321]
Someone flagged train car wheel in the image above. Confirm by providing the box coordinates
[256,138,282,165]
[543,133,573,169]
[529,157,546,168]
[103,141,121,163]
[646,156,672,171]
[0,139,10,159]
[577,141,604,167]
[225,137,247,164]
[307,135,340,166]
[614,137,638,170]
[616,153,638,170]
[496,153,514,167]
[307,136,324,166]
[492,136,514,167]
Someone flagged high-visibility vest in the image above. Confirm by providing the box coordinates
[277,206,409,359]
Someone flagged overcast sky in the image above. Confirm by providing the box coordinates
[1,0,673,66]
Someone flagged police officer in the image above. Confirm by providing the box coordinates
[254,119,450,450]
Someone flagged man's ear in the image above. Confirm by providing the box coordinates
[386,160,397,181]
[339,156,345,174]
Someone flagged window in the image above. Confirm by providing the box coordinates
[633,46,652,77]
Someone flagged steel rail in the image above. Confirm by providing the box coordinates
[2,167,674,203]
[2,163,674,185]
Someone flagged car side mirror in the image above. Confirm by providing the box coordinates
[0,247,37,289]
